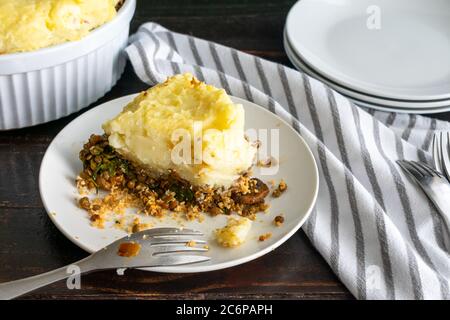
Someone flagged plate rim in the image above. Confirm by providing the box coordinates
[39,94,319,273]
[286,45,450,114]
[284,30,450,107]
[284,32,450,113]
[285,0,450,101]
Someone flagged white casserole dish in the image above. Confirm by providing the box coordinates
[0,0,136,130]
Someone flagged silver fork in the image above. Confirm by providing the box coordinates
[432,132,450,181]
[397,160,450,240]
[0,228,209,300]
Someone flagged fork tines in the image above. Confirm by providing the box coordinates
[139,227,204,238]
[129,227,209,257]
[150,254,210,267]
[397,160,445,179]
[152,245,209,255]
[150,237,207,246]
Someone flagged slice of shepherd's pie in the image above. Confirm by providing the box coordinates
[76,73,273,239]
[103,73,256,188]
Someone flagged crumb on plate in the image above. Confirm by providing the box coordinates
[257,157,277,168]
[259,233,272,242]
[272,179,287,198]
[274,215,284,227]
[186,240,197,247]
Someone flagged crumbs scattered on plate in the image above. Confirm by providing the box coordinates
[258,233,272,242]
[272,179,287,198]
[274,215,284,227]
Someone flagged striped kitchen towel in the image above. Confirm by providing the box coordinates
[125,22,450,299]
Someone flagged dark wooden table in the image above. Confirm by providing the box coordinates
[1,0,448,300]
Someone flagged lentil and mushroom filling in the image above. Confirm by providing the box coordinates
[77,134,272,229]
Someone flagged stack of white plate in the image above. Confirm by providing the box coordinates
[284,0,450,114]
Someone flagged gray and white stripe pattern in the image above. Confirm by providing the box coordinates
[125,23,450,300]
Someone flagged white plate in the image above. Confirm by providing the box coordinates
[349,97,450,114]
[286,45,450,114]
[284,33,450,114]
[286,0,450,101]
[39,94,319,273]
[284,32,450,110]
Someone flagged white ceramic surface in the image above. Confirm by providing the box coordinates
[0,0,136,130]
[349,97,450,114]
[284,34,450,114]
[284,32,450,109]
[39,94,319,273]
[286,0,450,101]
[286,44,450,114]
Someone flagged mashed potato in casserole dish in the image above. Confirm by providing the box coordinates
[0,0,121,54]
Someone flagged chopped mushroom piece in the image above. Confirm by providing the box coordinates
[236,178,269,205]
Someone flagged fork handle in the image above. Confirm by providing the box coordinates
[0,256,95,300]
[429,194,450,238]
[422,182,450,243]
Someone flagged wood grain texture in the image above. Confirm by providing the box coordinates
[0,0,448,300]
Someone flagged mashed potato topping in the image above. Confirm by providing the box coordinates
[215,217,252,247]
[103,73,257,188]
[0,0,120,54]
